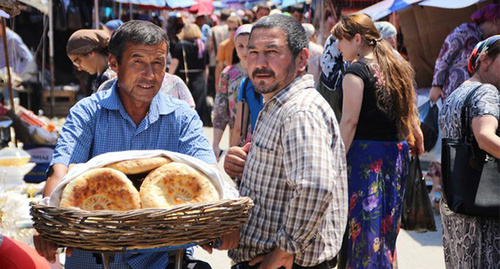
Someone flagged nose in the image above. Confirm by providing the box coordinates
[143,63,155,79]
[254,52,268,69]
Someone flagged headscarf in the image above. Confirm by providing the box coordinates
[66,29,110,55]
[234,24,252,42]
[471,4,500,25]
[468,35,500,74]
[374,21,397,39]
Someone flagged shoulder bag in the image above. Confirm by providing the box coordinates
[441,85,500,218]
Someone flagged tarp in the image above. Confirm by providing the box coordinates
[17,0,49,15]
[114,0,197,8]
[397,2,490,87]
[359,0,486,21]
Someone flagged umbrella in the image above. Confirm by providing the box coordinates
[189,0,214,15]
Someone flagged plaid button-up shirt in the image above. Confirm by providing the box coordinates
[229,74,348,266]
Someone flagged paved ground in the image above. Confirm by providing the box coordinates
[197,127,446,269]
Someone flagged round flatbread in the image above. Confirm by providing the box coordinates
[140,162,220,209]
[105,157,172,174]
[60,168,141,211]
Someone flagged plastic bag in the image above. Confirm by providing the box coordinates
[401,156,437,232]
[418,100,439,152]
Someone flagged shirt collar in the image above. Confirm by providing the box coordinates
[100,80,179,116]
[272,74,315,106]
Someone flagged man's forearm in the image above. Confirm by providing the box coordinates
[43,164,68,197]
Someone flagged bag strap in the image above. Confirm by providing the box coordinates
[461,84,482,142]
[239,77,251,145]
[181,41,189,85]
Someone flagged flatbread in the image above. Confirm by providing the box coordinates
[140,162,220,209]
[60,168,141,211]
[105,157,172,174]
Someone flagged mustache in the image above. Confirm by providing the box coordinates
[252,68,275,78]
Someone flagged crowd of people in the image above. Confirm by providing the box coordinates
[0,2,497,269]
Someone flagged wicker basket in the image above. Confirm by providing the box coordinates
[31,197,253,252]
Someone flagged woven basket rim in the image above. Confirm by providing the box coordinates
[31,197,253,251]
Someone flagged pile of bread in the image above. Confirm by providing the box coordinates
[59,157,220,211]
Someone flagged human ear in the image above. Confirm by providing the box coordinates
[109,54,119,73]
[296,48,309,72]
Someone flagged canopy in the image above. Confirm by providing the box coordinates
[17,0,49,15]
[114,0,197,8]
[359,0,486,21]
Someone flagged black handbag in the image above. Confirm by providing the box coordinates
[441,85,500,218]
[401,156,437,232]
[418,100,439,152]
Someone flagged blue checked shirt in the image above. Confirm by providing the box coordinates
[51,81,216,269]
[228,75,348,266]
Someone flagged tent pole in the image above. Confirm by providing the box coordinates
[1,18,15,113]
[49,0,55,117]
[94,0,99,29]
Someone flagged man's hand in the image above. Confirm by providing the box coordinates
[249,248,294,269]
[223,143,250,178]
[429,86,444,103]
[33,231,73,263]
[412,124,425,157]
[200,230,240,254]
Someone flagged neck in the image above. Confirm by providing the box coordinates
[237,61,247,74]
[117,87,150,126]
[357,45,375,61]
[96,55,108,74]
[470,72,490,85]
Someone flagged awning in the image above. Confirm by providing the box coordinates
[358,0,485,21]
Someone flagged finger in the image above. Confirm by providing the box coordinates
[200,244,213,254]
[249,254,264,266]
[66,247,74,257]
[242,142,251,153]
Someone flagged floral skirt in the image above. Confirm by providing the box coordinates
[346,140,409,269]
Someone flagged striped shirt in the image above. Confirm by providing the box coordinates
[228,74,348,266]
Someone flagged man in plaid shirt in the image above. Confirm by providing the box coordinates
[217,15,348,269]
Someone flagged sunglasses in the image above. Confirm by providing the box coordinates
[229,27,238,31]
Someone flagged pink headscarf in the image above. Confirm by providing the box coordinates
[471,4,499,25]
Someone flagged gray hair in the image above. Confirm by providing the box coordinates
[250,14,308,59]
[109,20,169,64]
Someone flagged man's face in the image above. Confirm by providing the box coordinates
[247,28,304,99]
[255,8,270,20]
[109,42,167,106]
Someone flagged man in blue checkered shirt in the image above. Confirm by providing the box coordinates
[219,15,348,269]
[33,20,216,269]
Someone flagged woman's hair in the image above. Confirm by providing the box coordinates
[332,13,417,144]
[178,23,202,40]
[67,29,110,56]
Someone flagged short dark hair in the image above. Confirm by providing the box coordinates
[109,20,169,64]
[250,14,308,59]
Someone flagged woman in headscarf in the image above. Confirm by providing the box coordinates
[439,35,500,269]
[169,23,211,126]
[66,29,116,93]
[211,24,254,161]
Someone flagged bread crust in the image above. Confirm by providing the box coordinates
[140,162,219,209]
[60,168,141,211]
[105,157,172,174]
